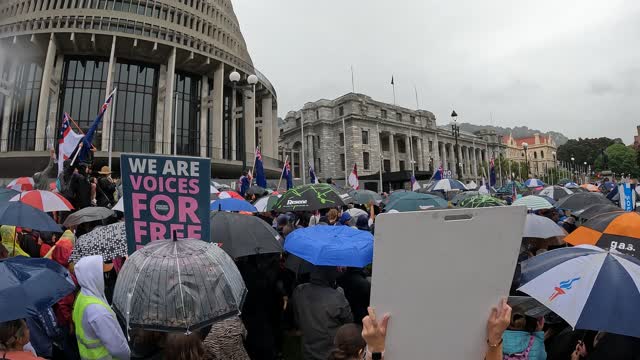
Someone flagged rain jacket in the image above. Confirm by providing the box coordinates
[502,330,547,360]
[74,255,130,360]
[292,267,353,360]
[1,225,29,257]
[44,231,76,259]
[33,156,56,191]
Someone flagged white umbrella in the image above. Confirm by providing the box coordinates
[113,197,124,212]
[523,214,567,239]
[346,208,368,218]
[465,181,478,190]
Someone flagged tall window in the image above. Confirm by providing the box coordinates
[112,61,158,153]
[58,58,108,151]
[410,115,415,123]
[399,160,405,171]
[534,152,538,159]
[541,150,544,159]
[9,62,43,151]
[363,152,370,170]
[397,138,406,153]
[339,132,344,146]
[340,153,345,171]
[429,140,433,152]
[396,112,402,121]
[315,158,321,173]
[381,136,389,152]
[383,159,391,172]
[339,106,344,116]
[174,72,201,156]
[362,130,369,145]
[381,109,387,118]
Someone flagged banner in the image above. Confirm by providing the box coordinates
[121,154,211,254]
[619,183,636,211]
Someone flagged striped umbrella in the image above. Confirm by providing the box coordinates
[565,211,640,258]
[524,179,546,188]
[213,190,244,200]
[9,190,73,212]
[458,195,505,208]
[6,177,34,192]
[518,245,640,338]
[252,194,282,212]
[426,179,467,192]
[512,195,554,211]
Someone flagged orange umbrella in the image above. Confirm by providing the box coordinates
[565,211,640,258]
[581,183,600,192]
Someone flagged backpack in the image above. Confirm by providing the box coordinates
[503,335,535,360]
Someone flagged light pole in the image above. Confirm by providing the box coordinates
[571,156,575,182]
[451,110,461,180]
[229,71,258,173]
[522,142,529,179]
[583,161,588,183]
[552,151,556,185]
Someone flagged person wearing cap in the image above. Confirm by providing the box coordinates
[96,166,116,208]
[338,212,353,227]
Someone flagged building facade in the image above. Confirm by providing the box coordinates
[0,0,279,178]
[279,93,505,191]
[502,133,557,177]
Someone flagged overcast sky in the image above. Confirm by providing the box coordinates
[232,0,640,144]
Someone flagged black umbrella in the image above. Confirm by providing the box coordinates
[574,204,623,221]
[246,185,267,197]
[210,212,282,258]
[555,192,612,212]
[63,207,114,227]
[113,239,246,333]
[272,184,348,212]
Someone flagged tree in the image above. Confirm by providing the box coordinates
[594,144,639,177]
[556,137,618,166]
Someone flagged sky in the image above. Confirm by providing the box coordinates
[232,0,640,144]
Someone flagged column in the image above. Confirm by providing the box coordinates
[471,148,478,179]
[307,135,314,171]
[199,75,209,157]
[1,60,18,152]
[290,149,295,178]
[97,35,116,151]
[389,133,397,171]
[35,33,57,151]
[211,62,224,159]
[416,137,423,171]
[261,95,274,158]
[162,47,176,154]
[244,87,256,160]
[441,143,448,171]
[230,89,237,160]
[465,147,471,176]
[456,144,463,178]
[271,107,279,159]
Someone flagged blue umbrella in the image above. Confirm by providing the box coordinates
[0,188,20,203]
[210,198,257,212]
[518,245,640,338]
[0,257,76,322]
[284,225,374,267]
[524,179,545,188]
[0,201,61,232]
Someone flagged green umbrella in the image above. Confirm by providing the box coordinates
[384,192,448,212]
[381,190,411,205]
[348,189,382,205]
[451,191,480,206]
[272,184,348,212]
[459,195,505,208]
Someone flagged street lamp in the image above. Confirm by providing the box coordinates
[571,156,575,181]
[451,110,461,180]
[522,142,529,179]
[552,151,556,184]
[229,70,258,172]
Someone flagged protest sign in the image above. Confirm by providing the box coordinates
[619,183,636,211]
[121,153,211,254]
[370,206,526,359]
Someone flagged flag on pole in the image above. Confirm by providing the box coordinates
[348,163,359,190]
[489,157,496,187]
[411,175,420,191]
[283,159,293,190]
[391,76,394,85]
[78,88,116,162]
[433,163,443,180]
[254,147,267,188]
[309,160,319,184]
[57,112,84,175]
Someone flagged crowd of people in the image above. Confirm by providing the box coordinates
[1,161,639,360]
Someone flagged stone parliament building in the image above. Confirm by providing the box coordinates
[279,93,505,191]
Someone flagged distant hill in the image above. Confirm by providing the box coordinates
[456,123,568,146]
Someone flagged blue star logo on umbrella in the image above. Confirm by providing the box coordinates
[549,277,580,302]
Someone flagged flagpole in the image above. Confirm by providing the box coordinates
[70,143,82,166]
[376,122,383,193]
[391,75,396,107]
[107,88,117,169]
[173,92,178,155]
[66,114,85,135]
[351,65,355,93]
[300,110,306,185]
[277,155,288,192]
[409,128,415,178]
[498,152,503,187]
[251,147,257,186]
